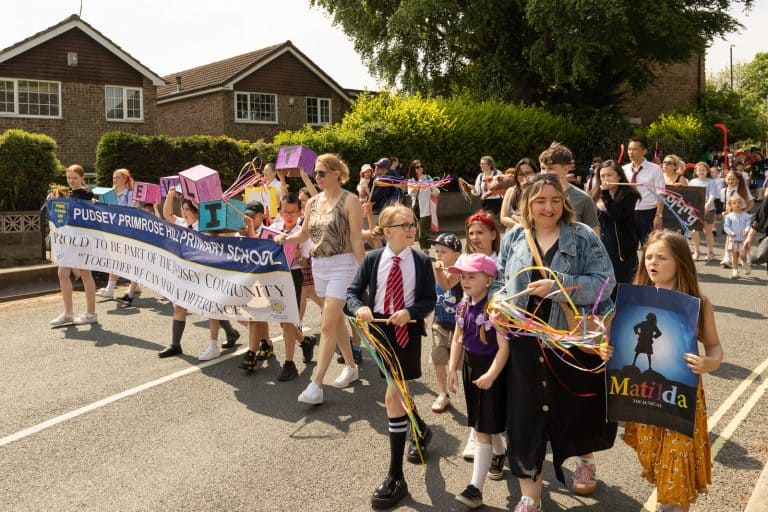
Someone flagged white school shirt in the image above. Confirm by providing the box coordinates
[622,159,664,211]
[374,245,416,314]
[720,187,753,203]
[175,217,199,231]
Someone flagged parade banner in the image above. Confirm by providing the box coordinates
[606,284,700,437]
[661,185,705,232]
[47,198,299,323]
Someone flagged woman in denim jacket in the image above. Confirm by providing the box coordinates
[490,174,617,512]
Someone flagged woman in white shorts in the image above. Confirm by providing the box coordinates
[276,154,365,405]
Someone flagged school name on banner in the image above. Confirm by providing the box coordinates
[47,198,299,323]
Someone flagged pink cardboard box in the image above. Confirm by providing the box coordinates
[160,176,180,196]
[275,145,317,177]
[132,182,161,204]
[179,165,223,203]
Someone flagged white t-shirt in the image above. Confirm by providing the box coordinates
[622,159,665,211]
[175,216,199,231]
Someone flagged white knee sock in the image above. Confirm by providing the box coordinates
[491,433,505,456]
[470,442,492,491]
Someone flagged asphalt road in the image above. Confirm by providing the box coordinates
[1,250,766,512]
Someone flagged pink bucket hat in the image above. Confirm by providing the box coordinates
[447,253,498,277]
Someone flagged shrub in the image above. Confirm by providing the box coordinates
[95,132,275,187]
[0,129,62,211]
[644,112,707,162]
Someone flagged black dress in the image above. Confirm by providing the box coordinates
[597,189,638,287]
[505,241,618,484]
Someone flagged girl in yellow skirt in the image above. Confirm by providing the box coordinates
[624,231,724,511]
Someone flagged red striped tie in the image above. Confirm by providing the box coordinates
[385,255,409,348]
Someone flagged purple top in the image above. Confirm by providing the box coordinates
[457,296,498,357]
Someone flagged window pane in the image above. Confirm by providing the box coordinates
[0,81,14,113]
[320,99,330,123]
[236,93,248,119]
[16,80,59,117]
[306,97,318,123]
[106,86,123,119]
[126,89,141,119]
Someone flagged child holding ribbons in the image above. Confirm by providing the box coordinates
[346,204,436,509]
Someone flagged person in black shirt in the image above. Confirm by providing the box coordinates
[49,165,99,327]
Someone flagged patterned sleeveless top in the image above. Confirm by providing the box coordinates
[306,189,353,257]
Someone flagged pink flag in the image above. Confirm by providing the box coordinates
[430,195,439,232]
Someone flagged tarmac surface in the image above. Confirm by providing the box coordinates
[0,231,767,512]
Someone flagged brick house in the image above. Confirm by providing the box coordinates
[619,55,705,124]
[0,15,165,168]
[156,41,351,141]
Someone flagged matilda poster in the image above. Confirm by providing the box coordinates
[606,284,700,437]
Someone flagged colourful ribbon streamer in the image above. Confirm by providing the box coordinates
[487,266,613,375]
[222,157,263,200]
[346,317,426,464]
[373,175,453,190]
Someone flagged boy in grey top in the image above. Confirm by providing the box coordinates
[538,142,600,233]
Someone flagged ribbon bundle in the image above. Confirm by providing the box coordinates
[372,175,453,190]
[487,266,612,375]
[222,157,264,200]
[347,317,426,464]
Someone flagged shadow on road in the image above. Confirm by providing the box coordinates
[712,303,767,320]
[712,361,756,381]
[713,436,764,470]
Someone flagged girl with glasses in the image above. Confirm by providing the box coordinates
[347,203,436,509]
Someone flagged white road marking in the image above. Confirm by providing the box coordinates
[0,334,291,447]
[642,356,768,511]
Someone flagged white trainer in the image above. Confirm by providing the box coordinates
[298,382,323,404]
[96,288,114,299]
[198,342,221,361]
[73,313,98,325]
[332,366,359,388]
[50,312,74,327]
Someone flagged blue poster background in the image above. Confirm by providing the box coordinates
[607,284,701,437]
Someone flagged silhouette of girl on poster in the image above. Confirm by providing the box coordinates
[632,313,662,371]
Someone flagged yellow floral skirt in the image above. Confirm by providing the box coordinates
[624,383,712,507]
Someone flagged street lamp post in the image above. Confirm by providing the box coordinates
[730,44,735,89]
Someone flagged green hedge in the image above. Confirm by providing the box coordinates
[274,92,635,185]
[94,132,275,187]
[0,129,62,211]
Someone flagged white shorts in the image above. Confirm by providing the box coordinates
[311,253,358,300]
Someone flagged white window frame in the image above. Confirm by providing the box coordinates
[306,97,331,125]
[234,92,278,124]
[105,85,144,122]
[0,78,62,119]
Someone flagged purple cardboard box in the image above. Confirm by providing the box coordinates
[160,176,181,196]
[275,145,317,177]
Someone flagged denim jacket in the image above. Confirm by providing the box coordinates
[490,222,615,330]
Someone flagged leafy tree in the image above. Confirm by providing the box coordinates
[740,52,768,102]
[311,0,752,107]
